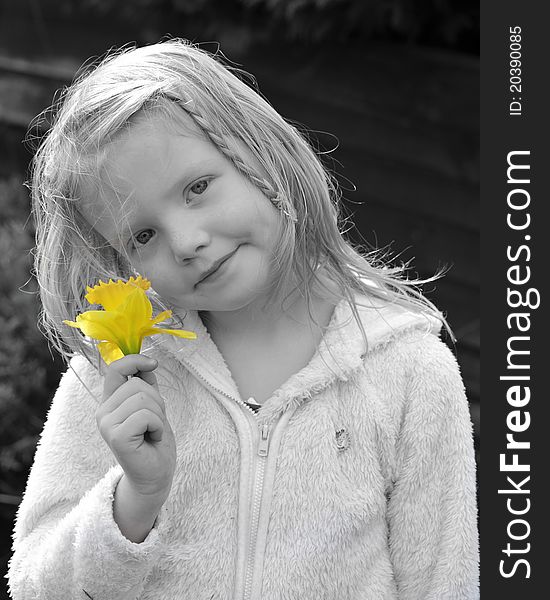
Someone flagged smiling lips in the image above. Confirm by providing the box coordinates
[197,248,237,284]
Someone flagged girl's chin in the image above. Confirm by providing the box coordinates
[189,288,270,314]
[166,293,250,313]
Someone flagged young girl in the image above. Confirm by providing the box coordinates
[7,39,478,599]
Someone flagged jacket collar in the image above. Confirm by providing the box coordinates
[154,295,441,421]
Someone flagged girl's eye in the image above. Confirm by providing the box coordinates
[133,229,155,246]
[188,179,209,198]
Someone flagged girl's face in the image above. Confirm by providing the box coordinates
[83,112,283,313]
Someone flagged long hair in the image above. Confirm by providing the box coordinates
[30,38,449,364]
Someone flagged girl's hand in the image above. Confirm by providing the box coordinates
[96,354,177,501]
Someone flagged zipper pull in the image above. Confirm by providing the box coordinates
[258,423,270,457]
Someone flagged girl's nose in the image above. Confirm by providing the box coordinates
[167,224,211,264]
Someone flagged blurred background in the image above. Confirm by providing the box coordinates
[0,0,479,596]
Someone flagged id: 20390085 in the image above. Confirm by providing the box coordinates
[509,26,523,116]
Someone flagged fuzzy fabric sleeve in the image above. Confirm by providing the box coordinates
[6,355,167,600]
[386,334,479,600]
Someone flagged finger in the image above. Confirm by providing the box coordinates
[100,390,165,433]
[102,354,158,401]
[101,376,166,414]
[97,385,167,433]
[135,367,158,391]
[113,409,165,446]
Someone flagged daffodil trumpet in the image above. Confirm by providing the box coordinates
[64,276,196,364]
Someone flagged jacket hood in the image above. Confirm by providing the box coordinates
[155,295,442,423]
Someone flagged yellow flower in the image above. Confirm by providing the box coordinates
[64,276,196,364]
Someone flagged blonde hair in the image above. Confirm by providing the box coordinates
[30,38,450,364]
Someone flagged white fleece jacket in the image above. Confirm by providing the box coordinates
[6,296,479,599]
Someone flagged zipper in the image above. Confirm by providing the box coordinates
[196,380,271,600]
[183,358,272,599]
[258,423,270,457]
[183,359,258,416]
[242,422,271,600]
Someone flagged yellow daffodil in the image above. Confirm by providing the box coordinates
[64,276,196,364]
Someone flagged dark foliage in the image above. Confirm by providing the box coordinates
[53,0,479,54]
[0,176,63,507]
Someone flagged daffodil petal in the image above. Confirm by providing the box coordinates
[85,276,151,310]
[63,319,80,328]
[150,310,173,326]
[144,327,198,340]
[66,311,122,339]
[113,287,155,354]
[67,310,139,354]
[119,286,154,323]
[97,341,125,365]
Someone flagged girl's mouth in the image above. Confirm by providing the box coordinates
[197,247,238,285]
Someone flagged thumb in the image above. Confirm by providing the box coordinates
[102,353,158,400]
[136,366,158,391]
